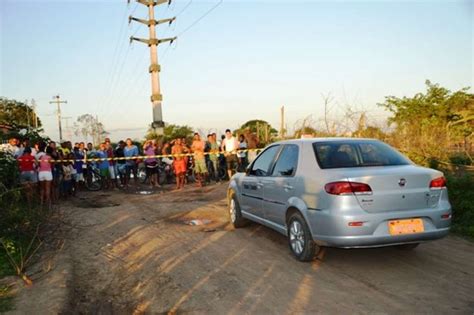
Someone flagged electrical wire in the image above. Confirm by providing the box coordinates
[177,0,223,37]
[175,0,193,17]
[130,1,139,16]
[97,3,130,115]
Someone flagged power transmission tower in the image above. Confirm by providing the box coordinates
[49,95,67,143]
[25,99,31,131]
[31,99,38,129]
[129,0,177,136]
[280,105,285,139]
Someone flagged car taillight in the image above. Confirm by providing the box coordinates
[325,181,372,195]
[429,177,446,189]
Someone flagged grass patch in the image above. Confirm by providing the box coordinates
[0,285,14,313]
[447,173,474,239]
[0,251,15,279]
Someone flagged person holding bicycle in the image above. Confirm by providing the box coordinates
[114,141,127,187]
[206,134,220,183]
[124,138,139,186]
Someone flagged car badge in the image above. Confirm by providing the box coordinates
[398,178,407,187]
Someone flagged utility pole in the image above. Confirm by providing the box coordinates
[95,115,101,145]
[49,95,67,143]
[129,0,177,136]
[25,99,31,131]
[31,99,38,129]
[256,122,260,143]
[62,116,73,140]
[280,105,285,139]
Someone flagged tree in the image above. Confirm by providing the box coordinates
[235,120,278,145]
[379,80,474,159]
[354,126,387,140]
[0,97,42,129]
[294,126,318,138]
[74,114,108,146]
[145,123,194,143]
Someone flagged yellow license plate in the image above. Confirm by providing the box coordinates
[388,218,424,235]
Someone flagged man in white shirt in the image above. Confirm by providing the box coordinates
[221,129,239,180]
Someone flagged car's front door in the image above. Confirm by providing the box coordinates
[240,145,280,219]
[263,144,300,227]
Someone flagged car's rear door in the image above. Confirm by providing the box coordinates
[262,144,300,226]
[240,145,281,219]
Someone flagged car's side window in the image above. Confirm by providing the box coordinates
[249,145,280,176]
[271,145,299,177]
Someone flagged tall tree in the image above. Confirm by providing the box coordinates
[74,114,108,145]
[0,97,42,129]
[145,123,194,142]
[236,119,278,145]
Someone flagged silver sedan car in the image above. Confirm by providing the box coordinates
[228,138,452,261]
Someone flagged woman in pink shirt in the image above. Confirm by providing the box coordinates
[143,140,160,187]
[36,144,53,208]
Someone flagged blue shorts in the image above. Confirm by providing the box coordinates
[20,171,37,184]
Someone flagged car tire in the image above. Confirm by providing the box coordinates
[396,243,419,250]
[229,194,248,228]
[287,212,319,262]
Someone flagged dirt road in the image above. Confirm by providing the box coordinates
[10,184,474,314]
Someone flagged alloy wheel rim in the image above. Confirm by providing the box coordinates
[230,199,236,223]
[289,220,305,255]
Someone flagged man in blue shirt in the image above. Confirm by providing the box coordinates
[96,143,110,189]
[124,138,139,186]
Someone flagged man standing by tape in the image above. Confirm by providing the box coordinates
[221,129,239,180]
[191,133,208,187]
[172,138,187,190]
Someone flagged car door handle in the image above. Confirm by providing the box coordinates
[257,182,264,188]
[284,184,293,190]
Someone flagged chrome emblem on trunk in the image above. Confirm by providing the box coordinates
[398,178,407,187]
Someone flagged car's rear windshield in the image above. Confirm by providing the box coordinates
[313,140,411,169]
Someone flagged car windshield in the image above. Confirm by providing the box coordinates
[313,140,411,169]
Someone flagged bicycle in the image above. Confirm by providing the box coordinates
[137,159,174,186]
[84,163,103,191]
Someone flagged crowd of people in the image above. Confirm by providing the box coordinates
[2,129,259,209]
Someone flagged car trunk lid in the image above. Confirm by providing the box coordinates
[343,165,442,213]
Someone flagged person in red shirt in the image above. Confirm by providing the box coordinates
[17,147,37,204]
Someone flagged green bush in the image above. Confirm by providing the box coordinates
[0,152,19,190]
[449,153,473,166]
[0,151,43,284]
[447,174,474,238]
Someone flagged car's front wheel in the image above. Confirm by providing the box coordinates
[229,194,248,228]
[287,212,320,262]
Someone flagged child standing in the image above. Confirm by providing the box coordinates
[61,159,74,198]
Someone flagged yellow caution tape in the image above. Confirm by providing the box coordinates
[11,148,264,163]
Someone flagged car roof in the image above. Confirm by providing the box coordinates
[272,137,379,145]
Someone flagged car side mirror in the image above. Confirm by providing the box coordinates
[246,164,252,176]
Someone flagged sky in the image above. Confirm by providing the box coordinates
[1,0,473,142]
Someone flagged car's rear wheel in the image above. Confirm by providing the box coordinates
[229,194,248,228]
[287,212,319,262]
[229,194,248,229]
[396,243,419,250]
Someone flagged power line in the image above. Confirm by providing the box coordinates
[177,0,222,37]
[130,1,139,16]
[176,0,193,17]
[98,3,132,116]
